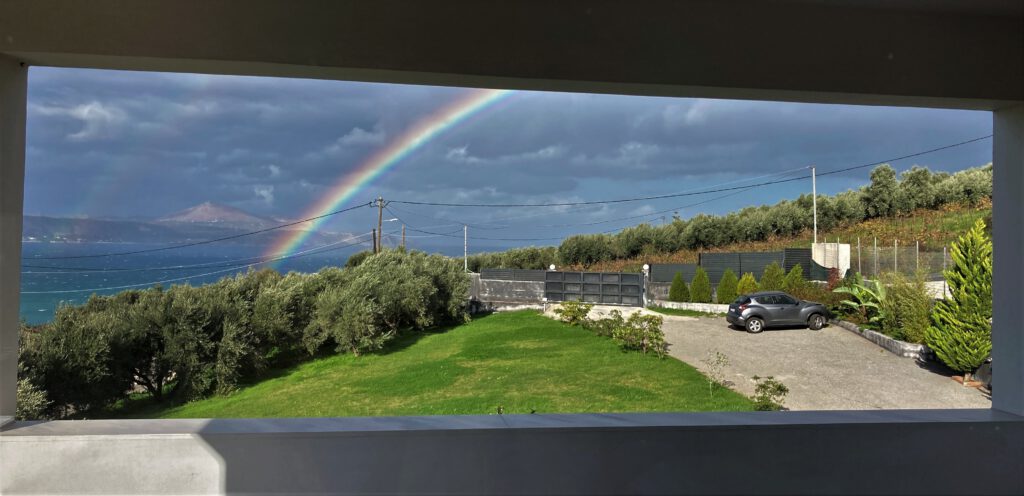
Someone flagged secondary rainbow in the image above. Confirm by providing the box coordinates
[266,88,512,258]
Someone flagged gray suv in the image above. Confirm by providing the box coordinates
[726,291,830,333]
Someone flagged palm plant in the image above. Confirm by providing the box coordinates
[833,279,887,328]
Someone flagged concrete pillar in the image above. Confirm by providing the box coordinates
[0,55,26,424]
[993,104,1024,416]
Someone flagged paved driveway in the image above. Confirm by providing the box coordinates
[659,315,991,410]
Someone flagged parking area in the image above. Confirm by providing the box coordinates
[659,315,991,410]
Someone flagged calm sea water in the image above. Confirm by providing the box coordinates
[19,242,365,325]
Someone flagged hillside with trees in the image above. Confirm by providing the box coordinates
[467,163,992,272]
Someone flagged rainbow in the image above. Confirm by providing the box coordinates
[266,88,512,258]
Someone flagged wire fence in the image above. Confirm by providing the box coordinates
[847,238,951,281]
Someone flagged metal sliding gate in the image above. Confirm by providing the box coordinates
[544,271,643,307]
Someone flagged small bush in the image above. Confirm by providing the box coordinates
[759,262,785,291]
[878,272,933,343]
[716,269,738,304]
[690,268,713,303]
[737,272,759,296]
[826,268,841,290]
[345,250,373,268]
[700,350,730,397]
[782,265,806,294]
[584,309,624,337]
[16,378,50,420]
[752,375,789,411]
[611,312,666,357]
[668,272,690,302]
[554,300,593,326]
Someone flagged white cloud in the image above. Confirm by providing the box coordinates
[267,164,281,178]
[338,126,385,146]
[32,101,128,141]
[253,185,275,205]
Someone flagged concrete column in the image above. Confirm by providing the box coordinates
[0,55,26,424]
[993,104,1024,416]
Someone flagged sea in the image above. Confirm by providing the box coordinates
[18,241,368,325]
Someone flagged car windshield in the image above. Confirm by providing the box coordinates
[733,296,751,305]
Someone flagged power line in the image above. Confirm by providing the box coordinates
[388,135,992,209]
[24,202,374,260]
[385,165,811,230]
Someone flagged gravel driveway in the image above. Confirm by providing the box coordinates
[659,315,991,410]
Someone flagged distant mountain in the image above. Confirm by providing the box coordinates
[157,202,279,230]
[23,202,356,247]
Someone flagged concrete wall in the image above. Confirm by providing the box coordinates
[812,242,850,277]
[2,412,1022,495]
[0,54,25,423]
[469,273,545,308]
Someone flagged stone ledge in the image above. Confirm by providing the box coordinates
[831,319,934,360]
[650,299,729,314]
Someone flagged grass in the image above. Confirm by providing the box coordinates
[113,311,752,418]
[646,306,724,318]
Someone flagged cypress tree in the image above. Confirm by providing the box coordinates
[668,272,690,302]
[925,219,992,381]
[737,272,759,295]
[782,265,806,293]
[690,268,713,303]
[759,262,786,291]
[716,269,739,304]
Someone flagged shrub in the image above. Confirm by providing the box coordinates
[877,272,933,344]
[737,272,759,296]
[668,272,690,302]
[782,265,806,294]
[752,376,789,411]
[926,219,992,379]
[16,378,50,420]
[690,268,712,303]
[611,312,666,357]
[715,269,739,304]
[759,262,785,291]
[834,278,885,328]
[700,350,729,397]
[584,309,623,337]
[826,267,841,290]
[345,250,373,268]
[553,300,593,326]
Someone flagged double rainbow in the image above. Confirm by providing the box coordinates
[266,88,512,258]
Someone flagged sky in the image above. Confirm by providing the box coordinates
[25,67,993,250]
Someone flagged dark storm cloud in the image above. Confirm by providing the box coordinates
[25,67,992,240]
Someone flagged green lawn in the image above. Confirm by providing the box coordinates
[647,306,725,318]
[115,311,752,418]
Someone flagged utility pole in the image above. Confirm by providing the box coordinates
[375,196,384,254]
[811,165,818,245]
[372,228,377,254]
[463,225,468,272]
[401,224,406,250]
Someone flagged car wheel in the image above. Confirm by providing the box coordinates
[808,313,825,331]
[745,317,764,334]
